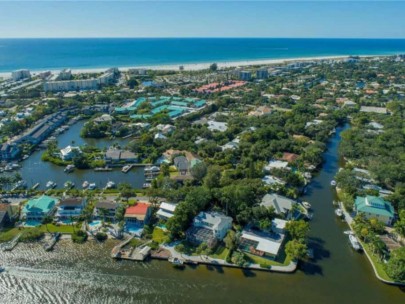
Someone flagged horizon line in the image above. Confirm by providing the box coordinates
[1,36,405,40]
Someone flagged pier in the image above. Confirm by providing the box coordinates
[1,233,22,252]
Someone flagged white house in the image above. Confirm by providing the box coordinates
[55,197,87,221]
[264,160,289,172]
[186,212,232,247]
[157,202,178,220]
[60,145,81,161]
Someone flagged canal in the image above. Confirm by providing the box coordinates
[17,120,146,190]
[0,124,404,303]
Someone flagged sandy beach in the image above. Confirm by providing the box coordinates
[0,54,387,78]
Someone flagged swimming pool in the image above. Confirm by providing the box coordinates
[88,220,102,227]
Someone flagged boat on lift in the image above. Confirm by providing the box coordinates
[46,181,57,189]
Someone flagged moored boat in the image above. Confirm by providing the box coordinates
[88,183,97,190]
[302,201,311,209]
[64,164,75,173]
[168,257,185,267]
[330,180,337,187]
[349,234,362,251]
[46,181,57,189]
[82,181,89,189]
[335,208,343,217]
[105,181,116,189]
[64,181,75,189]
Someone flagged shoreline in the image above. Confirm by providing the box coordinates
[0,54,392,78]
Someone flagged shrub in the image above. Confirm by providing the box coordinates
[72,230,87,243]
[95,232,108,241]
[20,228,44,242]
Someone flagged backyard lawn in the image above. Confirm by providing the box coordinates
[152,227,170,244]
[0,227,21,243]
[245,253,292,268]
[209,245,229,260]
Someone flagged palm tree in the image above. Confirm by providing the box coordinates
[42,215,53,234]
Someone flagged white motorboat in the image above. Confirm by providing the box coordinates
[330,180,337,187]
[82,181,89,189]
[144,166,160,172]
[105,181,116,189]
[46,181,57,189]
[335,208,343,217]
[88,183,96,190]
[349,234,362,251]
[302,201,311,209]
[64,181,75,189]
[64,164,75,173]
[12,180,27,191]
[168,257,185,266]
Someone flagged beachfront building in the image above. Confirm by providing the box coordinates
[21,195,59,224]
[44,68,118,92]
[94,201,120,222]
[156,202,178,221]
[55,197,87,221]
[60,145,81,161]
[354,196,395,225]
[239,71,252,81]
[239,219,288,260]
[260,193,297,217]
[124,203,152,225]
[256,69,269,79]
[11,69,31,81]
[186,212,233,247]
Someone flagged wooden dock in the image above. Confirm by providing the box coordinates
[2,233,22,252]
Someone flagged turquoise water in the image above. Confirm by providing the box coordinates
[88,220,101,228]
[0,38,405,72]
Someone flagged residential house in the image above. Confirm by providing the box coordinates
[21,195,59,223]
[186,212,233,247]
[0,143,21,161]
[60,145,81,161]
[207,121,228,132]
[156,202,178,221]
[262,175,286,187]
[240,225,286,260]
[261,193,297,217]
[174,156,189,175]
[104,147,138,163]
[55,197,87,220]
[281,152,299,163]
[94,200,120,221]
[354,196,395,225]
[124,202,152,225]
[264,160,289,172]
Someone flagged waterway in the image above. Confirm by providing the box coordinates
[16,120,146,190]
[0,125,404,303]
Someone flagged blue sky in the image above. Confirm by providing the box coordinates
[0,1,404,38]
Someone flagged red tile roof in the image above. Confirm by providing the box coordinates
[125,202,150,215]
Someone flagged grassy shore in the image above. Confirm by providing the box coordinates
[245,253,292,268]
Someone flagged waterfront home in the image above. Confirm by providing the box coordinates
[264,160,289,172]
[124,202,152,225]
[186,212,233,248]
[94,200,120,222]
[260,193,297,218]
[156,202,178,221]
[239,225,286,260]
[0,203,12,229]
[21,195,59,223]
[55,197,87,221]
[354,196,395,225]
[94,114,113,124]
[60,145,81,161]
[173,156,189,175]
[104,147,138,163]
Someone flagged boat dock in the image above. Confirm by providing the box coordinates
[2,233,22,252]
[121,164,134,173]
[44,233,61,251]
[111,237,152,261]
[94,167,113,172]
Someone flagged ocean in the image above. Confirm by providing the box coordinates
[0,38,405,72]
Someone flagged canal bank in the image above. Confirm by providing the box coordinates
[0,124,404,303]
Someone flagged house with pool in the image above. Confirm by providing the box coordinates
[94,200,120,222]
[124,202,152,235]
[21,195,59,225]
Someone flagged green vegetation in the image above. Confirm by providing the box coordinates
[20,228,44,242]
[245,253,292,268]
[151,227,170,244]
[72,230,87,243]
